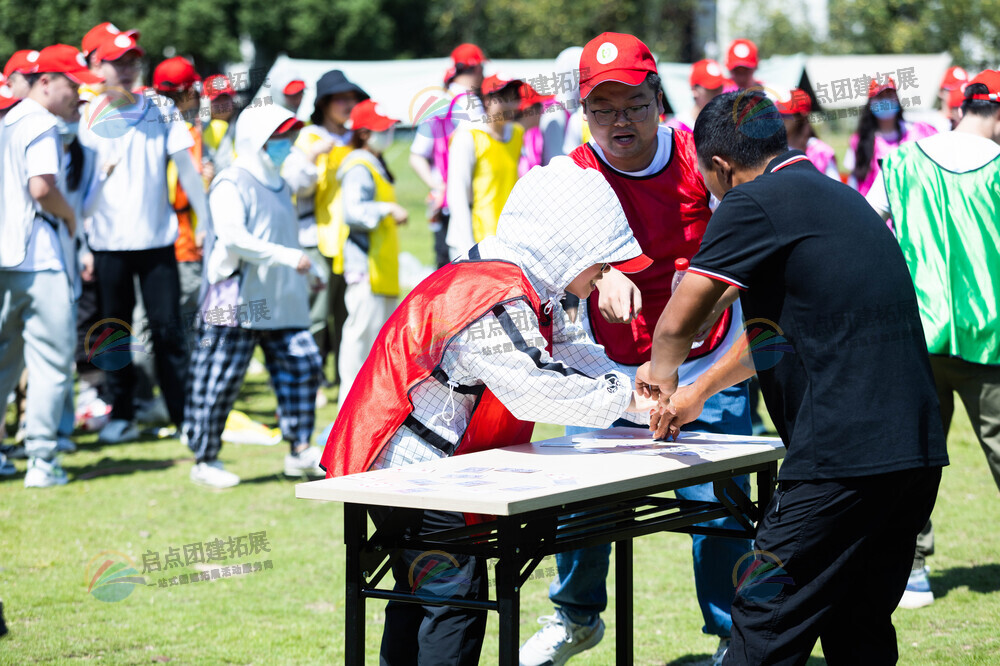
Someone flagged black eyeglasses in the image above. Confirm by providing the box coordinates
[588,99,655,126]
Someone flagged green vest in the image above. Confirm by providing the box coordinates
[883,141,1000,365]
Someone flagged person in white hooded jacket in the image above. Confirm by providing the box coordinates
[183,103,325,489]
[321,156,657,665]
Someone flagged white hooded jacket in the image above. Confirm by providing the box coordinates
[371,157,649,471]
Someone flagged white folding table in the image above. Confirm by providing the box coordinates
[297,426,784,665]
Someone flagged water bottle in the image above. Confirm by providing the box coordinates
[671,257,689,294]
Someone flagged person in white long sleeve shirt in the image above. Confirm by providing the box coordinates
[184,103,326,489]
[321,157,656,665]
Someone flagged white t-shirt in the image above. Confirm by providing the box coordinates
[866,131,1000,217]
[10,129,65,272]
[79,94,194,251]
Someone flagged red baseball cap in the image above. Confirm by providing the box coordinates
[82,23,140,57]
[0,83,18,110]
[726,39,758,71]
[203,74,236,100]
[940,65,969,91]
[481,73,522,97]
[283,79,305,96]
[274,116,305,135]
[451,43,486,67]
[4,50,41,79]
[347,99,399,132]
[579,32,658,100]
[35,44,104,85]
[94,33,145,62]
[776,88,812,115]
[690,59,726,89]
[153,56,200,93]
[967,69,1000,102]
[518,82,554,110]
[947,84,967,109]
[609,253,653,274]
[868,76,897,98]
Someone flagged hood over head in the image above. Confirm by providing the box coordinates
[480,156,646,305]
[554,46,584,110]
[232,103,300,187]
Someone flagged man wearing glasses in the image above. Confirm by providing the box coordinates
[77,28,210,444]
[520,33,749,666]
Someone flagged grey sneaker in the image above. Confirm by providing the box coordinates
[24,457,69,488]
[98,419,139,444]
[898,566,934,609]
[0,453,16,476]
[56,437,77,453]
[284,445,325,477]
[519,608,604,666]
[190,461,240,488]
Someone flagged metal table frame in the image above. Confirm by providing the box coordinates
[341,458,778,665]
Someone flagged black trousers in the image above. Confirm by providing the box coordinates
[725,466,942,665]
[371,507,488,666]
[433,212,451,270]
[92,246,187,425]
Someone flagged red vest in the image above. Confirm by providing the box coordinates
[321,259,551,477]
[570,131,729,364]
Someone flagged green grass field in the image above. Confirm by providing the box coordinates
[2,138,998,664]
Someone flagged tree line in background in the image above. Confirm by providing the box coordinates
[1,0,997,77]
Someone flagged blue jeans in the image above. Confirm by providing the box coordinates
[551,382,752,636]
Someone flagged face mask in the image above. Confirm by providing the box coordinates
[871,99,900,120]
[366,128,394,154]
[264,138,293,168]
[54,118,79,147]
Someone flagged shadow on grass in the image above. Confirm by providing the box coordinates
[932,563,1000,599]
[67,457,191,480]
[665,656,826,665]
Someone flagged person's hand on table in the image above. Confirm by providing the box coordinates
[596,267,642,323]
[650,383,707,440]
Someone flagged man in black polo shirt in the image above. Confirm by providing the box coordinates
[637,91,949,663]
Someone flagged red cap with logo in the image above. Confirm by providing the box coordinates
[153,56,200,93]
[451,43,486,67]
[0,82,18,110]
[481,73,523,97]
[578,32,658,100]
[940,65,969,91]
[203,74,236,100]
[94,32,145,62]
[776,88,812,115]
[36,44,104,85]
[967,69,1000,102]
[283,80,305,96]
[82,23,140,57]
[690,59,726,89]
[726,39,758,71]
[347,99,399,132]
[868,76,897,98]
[4,50,41,79]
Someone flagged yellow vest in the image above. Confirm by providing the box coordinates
[295,127,353,258]
[331,156,400,297]
[202,118,230,156]
[469,123,524,242]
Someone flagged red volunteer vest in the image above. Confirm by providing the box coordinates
[570,130,730,364]
[321,259,551,478]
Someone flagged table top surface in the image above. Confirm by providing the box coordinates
[296,427,785,515]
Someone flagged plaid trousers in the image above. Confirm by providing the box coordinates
[183,325,322,462]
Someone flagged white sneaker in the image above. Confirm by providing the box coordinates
[98,419,139,444]
[712,637,730,666]
[898,566,934,609]
[24,457,69,488]
[519,609,605,666]
[190,461,240,488]
[284,445,325,477]
[135,396,170,424]
[56,437,77,453]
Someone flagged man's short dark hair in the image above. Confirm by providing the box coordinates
[693,90,787,169]
[961,83,1000,119]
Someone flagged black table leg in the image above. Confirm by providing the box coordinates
[496,516,520,666]
[344,503,366,666]
[615,539,633,666]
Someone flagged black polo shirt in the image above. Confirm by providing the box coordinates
[690,151,949,480]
